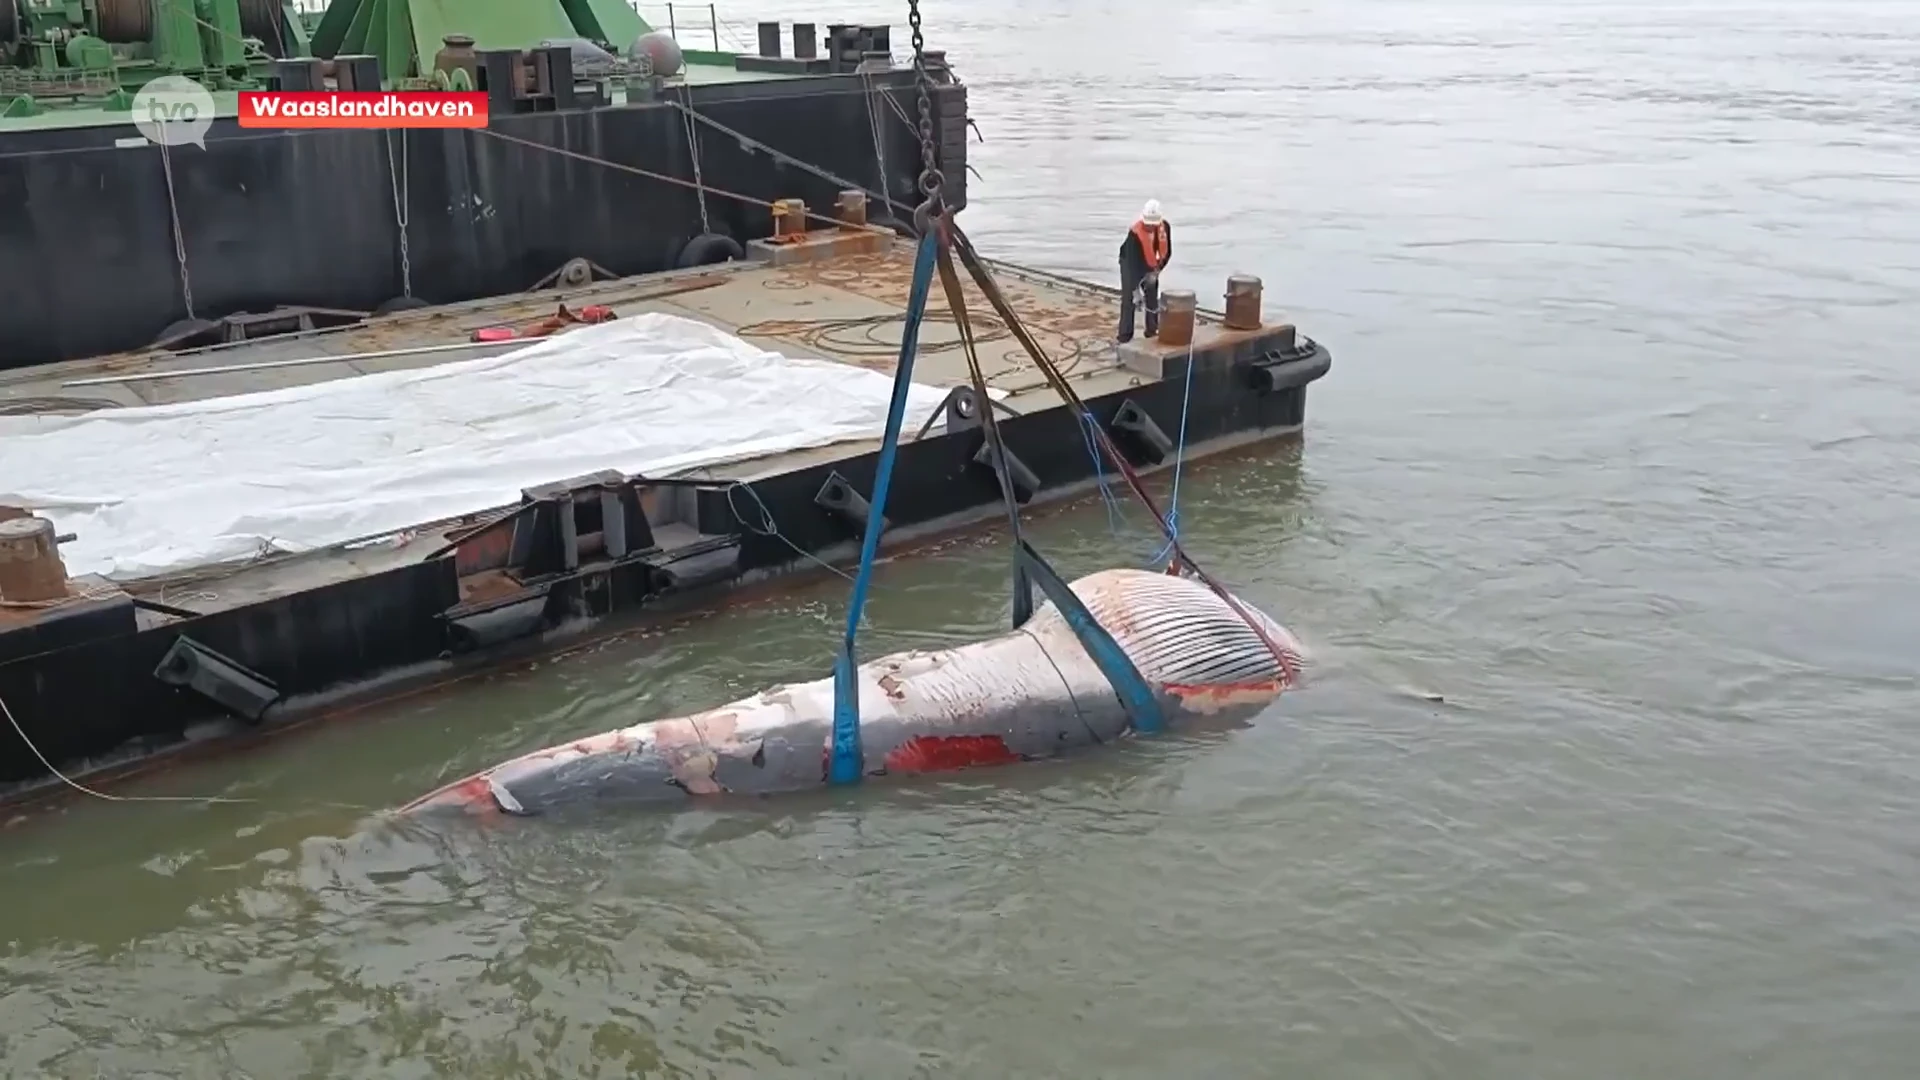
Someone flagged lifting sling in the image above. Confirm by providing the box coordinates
[827,0,1295,783]
[827,218,1167,785]
[828,230,939,785]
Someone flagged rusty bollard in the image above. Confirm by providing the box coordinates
[772,197,809,240]
[0,515,69,603]
[836,189,868,230]
[1223,274,1263,331]
[1158,289,1197,347]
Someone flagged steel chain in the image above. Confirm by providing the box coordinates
[158,140,195,320]
[680,88,712,234]
[859,68,891,209]
[907,0,945,229]
[387,129,413,298]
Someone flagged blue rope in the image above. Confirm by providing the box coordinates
[1077,408,1125,535]
[1147,344,1197,568]
[829,230,940,785]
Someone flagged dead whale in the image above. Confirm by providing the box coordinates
[400,568,1307,816]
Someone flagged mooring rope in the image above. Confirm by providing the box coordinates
[1148,335,1199,568]
[0,688,373,812]
[472,127,892,236]
[665,97,914,223]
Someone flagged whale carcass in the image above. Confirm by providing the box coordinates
[401,568,1307,816]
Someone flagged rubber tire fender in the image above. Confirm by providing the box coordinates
[677,232,744,269]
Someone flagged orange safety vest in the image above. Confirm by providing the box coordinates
[1131,219,1169,272]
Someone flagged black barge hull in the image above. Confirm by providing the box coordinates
[0,331,1329,802]
[0,69,963,369]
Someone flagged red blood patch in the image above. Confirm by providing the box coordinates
[398,773,503,816]
[883,735,1023,774]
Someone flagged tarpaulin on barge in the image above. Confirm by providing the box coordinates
[0,314,960,581]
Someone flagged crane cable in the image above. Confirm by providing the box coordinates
[932,224,1033,627]
[826,0,1172,783]
[944,225,1301,690]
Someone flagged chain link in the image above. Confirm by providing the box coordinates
[859,67,891,210]
[157,140,195,320]
[679,87,712,235]
[907,0,944,228]
[386,129,412,298]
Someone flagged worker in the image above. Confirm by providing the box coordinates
[1117,199,1172,344]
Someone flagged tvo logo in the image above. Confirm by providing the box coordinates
[131,75,216,149]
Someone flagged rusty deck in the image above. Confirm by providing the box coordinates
[2,236,1273,619]
[1,242,1180,419]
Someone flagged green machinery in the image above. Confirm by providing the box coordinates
[0,0,652,114]
[0,0,306,112]
[310,0,648,83]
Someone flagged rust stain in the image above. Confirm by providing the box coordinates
[772,247,1112,362]
[456,567,524,604]
[453,519,516,576]
[1163,679,1286,715]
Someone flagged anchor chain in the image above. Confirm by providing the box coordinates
[907,0,945,231]
[386,128,412,298]
[679,87,713,235]
[158,140,195,320]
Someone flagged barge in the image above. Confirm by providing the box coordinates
[0,0,966,367]
[0,211,1331,809]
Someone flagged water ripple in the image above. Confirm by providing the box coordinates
[5,0,1920,1075]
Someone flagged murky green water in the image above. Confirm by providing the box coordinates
[7,0,1920,1075]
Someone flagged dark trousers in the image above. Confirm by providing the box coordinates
[1118,267,1159,343]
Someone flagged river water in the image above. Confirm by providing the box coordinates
[5,0,1919,1075]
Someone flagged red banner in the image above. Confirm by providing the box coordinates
[237,92,489,129]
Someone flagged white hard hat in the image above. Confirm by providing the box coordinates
[1141,199,1163,224]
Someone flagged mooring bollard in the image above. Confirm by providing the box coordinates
[0,515,69,603]
[1159,289,1198,347]
[772,197,809,240]
[836,189,868,229]
[1223,274,1263,331]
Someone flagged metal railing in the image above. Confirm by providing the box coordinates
[631,3,760,53]
[279,3,854,60]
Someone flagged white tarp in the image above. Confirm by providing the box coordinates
[0,313,960,581]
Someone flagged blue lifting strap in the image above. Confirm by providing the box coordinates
[829,230,941,785]
[1014,539,1165,735]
